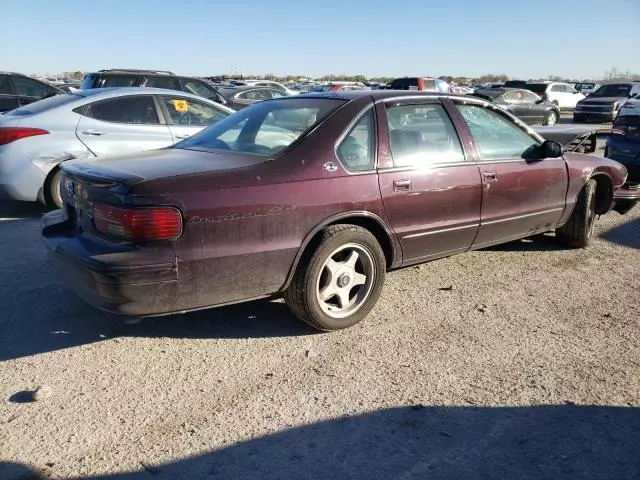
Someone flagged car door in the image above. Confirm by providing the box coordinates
[75,94,173,156]
[502,90,529,123]
[451,101,568,248]
[157,94,230,142]
[520,90,546,124]
[377,99,482,264]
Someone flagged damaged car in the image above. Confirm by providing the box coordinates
[0,88,232,207]
[42,91,636,331]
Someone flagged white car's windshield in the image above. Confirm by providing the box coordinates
[175,97,346,156]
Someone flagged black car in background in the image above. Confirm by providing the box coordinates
[0,72,63,113]
[472,88,561,126]
[217,85,290,110]
[79,69,228,106]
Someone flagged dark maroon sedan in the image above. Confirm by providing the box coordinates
[42,91,632,331]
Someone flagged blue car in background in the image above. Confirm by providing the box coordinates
[606,94,640,212]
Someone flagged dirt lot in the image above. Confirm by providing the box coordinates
[1,200,639,479]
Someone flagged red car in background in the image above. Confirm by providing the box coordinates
[42,91,634,331]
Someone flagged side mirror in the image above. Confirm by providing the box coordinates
[542,140,563,158]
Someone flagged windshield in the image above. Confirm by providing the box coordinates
[5,93,81,116]
[590,84,631,98]
[175,97,347,156]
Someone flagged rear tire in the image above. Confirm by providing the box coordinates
[46,169,63,209]
[284,224,386,331]
[543,110,558,126]
[556,179,597,248]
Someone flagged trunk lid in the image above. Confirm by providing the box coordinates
[62,147,271,189]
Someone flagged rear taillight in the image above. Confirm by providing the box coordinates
[0,127,49,145]
[93,203,183,241]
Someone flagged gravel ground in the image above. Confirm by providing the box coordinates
[1,197,639,479]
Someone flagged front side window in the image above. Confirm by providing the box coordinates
[337,109,375,171]
[12,77,57,98]
[385,103,465,167]
[503,90,525,103]
[83,96,160,124]
[521,90,540,103]
[101,76,138,87]
[181,80,220,101]
[160,95,228,126]
[456,103,540,161]
[176,98,346,157]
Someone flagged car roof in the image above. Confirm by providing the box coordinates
[69,87,231,109]
[297,90,456,101]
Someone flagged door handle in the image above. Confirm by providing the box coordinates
[483,171,498,181]
[393,179,412,191]
[81,130,105,136]
[175,134,191,139]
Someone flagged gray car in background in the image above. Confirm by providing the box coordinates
[0,87,232,207]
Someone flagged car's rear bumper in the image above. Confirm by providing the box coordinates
[42,209,180,316]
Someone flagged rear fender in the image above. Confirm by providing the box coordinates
[279,211,401,291]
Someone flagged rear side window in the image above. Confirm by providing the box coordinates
[337,109,376,171]
[145,77,177,90]
[101,76,138,88]
[12,77,57,98]
[159,95,228,126]
[422,79,437,91]
[81,96,160,124]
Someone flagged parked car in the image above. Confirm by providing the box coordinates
[233,80,299,96]
[503,80,528,89]
[574,82,640,123]
[218,85,291,110]
[0,72,64,113]
[309,83,368,92]
[42,91,635,331]
[472,88,561,125]
[79,69,228,106]
[389,77,449,92]
[605,95,640,211]
[524,82,585,110]
[0,88,233,207]
[574,82,600,96]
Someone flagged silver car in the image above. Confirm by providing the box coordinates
[0,87,233,207]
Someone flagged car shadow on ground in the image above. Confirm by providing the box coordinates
[599,216,640,249]
[0,295,316,363]
[2,404,638,480]
[484,232,566,253]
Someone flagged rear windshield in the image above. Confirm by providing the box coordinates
[4,93,81,116]
[524,83,548,95]
[590,84,632,98]
[175,98,346,157]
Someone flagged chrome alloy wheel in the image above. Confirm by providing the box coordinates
[315,243,375,319]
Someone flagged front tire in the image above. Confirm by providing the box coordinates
[556,179,597,248]
[46,169,63,209]
[284,224,386,331]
